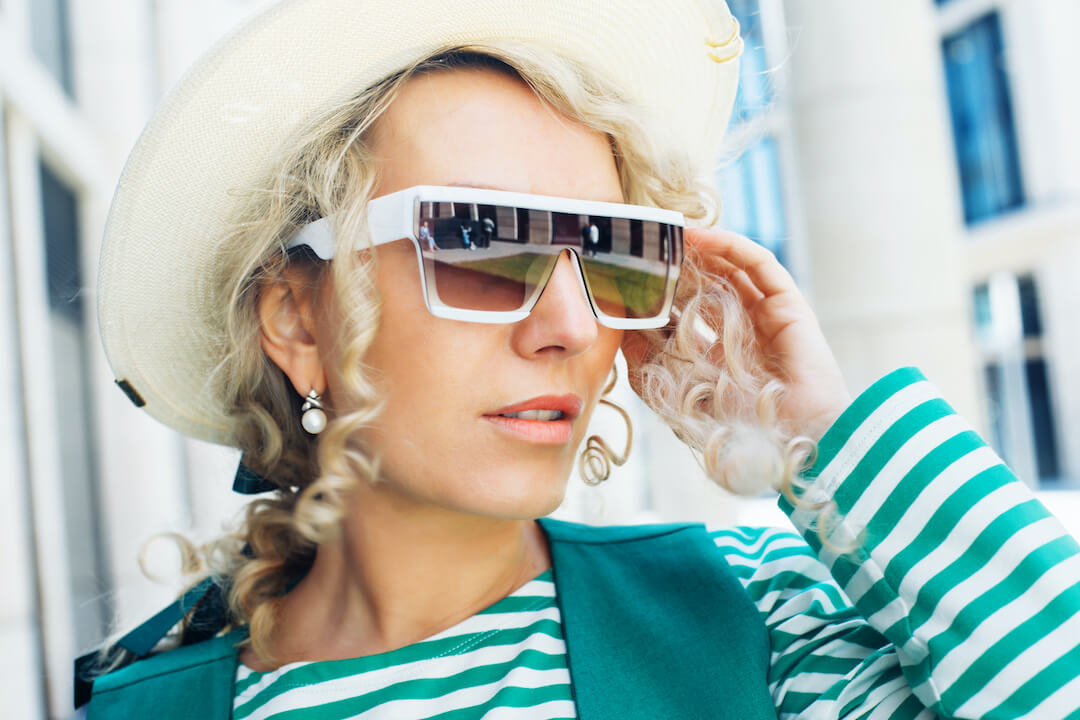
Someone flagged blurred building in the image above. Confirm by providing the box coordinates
[0,0,1077,717]
[713,0,1080,494]
[1,2,271,716]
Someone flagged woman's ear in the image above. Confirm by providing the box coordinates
[257,265,327,397]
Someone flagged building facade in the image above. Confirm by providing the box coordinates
[1,0,1077,717]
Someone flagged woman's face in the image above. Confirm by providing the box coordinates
[320,68,624,519]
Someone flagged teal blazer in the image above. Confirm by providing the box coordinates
[80,519,779,719]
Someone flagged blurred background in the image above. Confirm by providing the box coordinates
[1,0,1078,716]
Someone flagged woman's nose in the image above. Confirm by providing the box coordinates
[510,251,598,359]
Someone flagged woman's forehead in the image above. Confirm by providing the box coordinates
[371,68,621,203]
[373,67,539,146]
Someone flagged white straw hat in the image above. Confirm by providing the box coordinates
[97,0,742,445]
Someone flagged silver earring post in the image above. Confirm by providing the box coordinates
[300,390,327,434]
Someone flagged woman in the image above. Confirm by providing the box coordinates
[80,0,1079,718]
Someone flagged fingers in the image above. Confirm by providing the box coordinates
[749,290,814,345]
[686,227,798,298]
[706,255,765,308]
[685,227,814,347]
[622,228,801,376]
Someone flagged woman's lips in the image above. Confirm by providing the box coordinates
[483,394,583,444]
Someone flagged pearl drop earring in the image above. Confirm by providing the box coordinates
[300,390,327,434]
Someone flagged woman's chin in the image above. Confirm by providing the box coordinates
[369,457,574,522]
[447,475,569,522]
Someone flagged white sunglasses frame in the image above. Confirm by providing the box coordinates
[287,185,686,329]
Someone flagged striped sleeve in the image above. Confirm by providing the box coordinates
[718,367,1080,719]
[710,525,935,718]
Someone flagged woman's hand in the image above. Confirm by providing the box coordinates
[622,228,851,442]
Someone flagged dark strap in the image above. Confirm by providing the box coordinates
[233,461,278,494]
[122,578,216,656]
[539,518,777,719]
[180,578,232,646]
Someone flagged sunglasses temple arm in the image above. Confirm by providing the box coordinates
[367,188,416,247]
[284,189,417,259]
[286,217,336,259]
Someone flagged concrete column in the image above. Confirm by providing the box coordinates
[781,0,982,425]
[1003,0,1080,486]
[0,89,49,720]
[1003,0,1080,205]
[1036,214,1080,484]
[8,107,79,720]
[3,6,72,717]
[68,0,194,631]
[1038,252,1080,490]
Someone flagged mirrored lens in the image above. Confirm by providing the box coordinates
[418,201,679,319]
[569,216,679,320]
[428,251,557,312]
[419,202,555,311]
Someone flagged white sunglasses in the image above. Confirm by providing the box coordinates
[288,185,685,329]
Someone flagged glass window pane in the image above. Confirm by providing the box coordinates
[717,137,787,263]
[40,163,82,322]
[973,282,992,336]
[942,12,1024,224]
[728,0,770,122]
[1025,358,1061,483]
[983,361,1009,464]
[39,158,109,650]
[975,275,1062,488]
[747,139,786,252]
[29,0,74,97]
[1017,275,1042,338]
[718,159,751,237]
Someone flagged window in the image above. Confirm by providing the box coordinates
[728,0,771,123]
[972,274,1062,486]
[717,137,786,261]
[941,12,1024,224]
[29,0,74,97]
[39,158,110,650]
[717,0,788,264]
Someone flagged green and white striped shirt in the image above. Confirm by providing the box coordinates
[233,572,574,719]
[233,369,1080,719]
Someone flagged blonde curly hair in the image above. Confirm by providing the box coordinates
[163,42,813,666]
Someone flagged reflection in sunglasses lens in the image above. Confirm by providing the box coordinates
[419,201,676,319]
[581,256,667,319]
[431,252,557,312]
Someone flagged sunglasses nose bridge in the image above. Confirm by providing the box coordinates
[531,247,597,320]
[567,248,598,316]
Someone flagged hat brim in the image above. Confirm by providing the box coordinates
[97,0,741,445]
